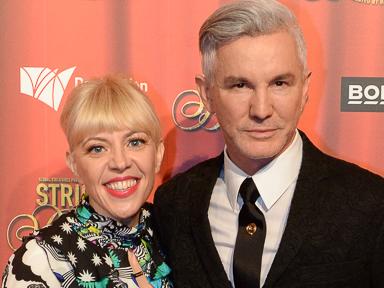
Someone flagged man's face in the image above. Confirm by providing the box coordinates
[197,31,310,175]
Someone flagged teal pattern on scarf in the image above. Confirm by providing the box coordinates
[32,198,173,288]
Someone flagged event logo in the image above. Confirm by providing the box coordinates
[172,89,220,131]
[341,77,384,112]
[7,177,85,251]
[20,66,76,111]
[7,205,64,251]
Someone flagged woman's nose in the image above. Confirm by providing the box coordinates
[109,149,131,171]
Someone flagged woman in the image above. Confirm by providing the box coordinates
[2,75,172,288]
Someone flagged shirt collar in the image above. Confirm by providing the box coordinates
[224,130,303,211]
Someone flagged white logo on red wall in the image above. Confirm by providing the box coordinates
[20,66,76,111]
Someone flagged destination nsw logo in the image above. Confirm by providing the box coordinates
[341,77,384,112]
[20,67,76,111]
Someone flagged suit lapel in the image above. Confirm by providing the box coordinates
[182,133,330,287]
[188,154,232,287]
[264,132,330,287]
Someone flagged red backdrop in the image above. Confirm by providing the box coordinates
[1,0,384,271]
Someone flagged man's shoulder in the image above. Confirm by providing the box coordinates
[155,153,223,200]
[323,152,383,186]
[161,153,223,186]
[301,132,383,190]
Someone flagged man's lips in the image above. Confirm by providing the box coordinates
[104,176,139,198]
[243,128,278,138]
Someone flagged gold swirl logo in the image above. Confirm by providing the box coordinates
[7,205,66,251]
[172,89,220,131]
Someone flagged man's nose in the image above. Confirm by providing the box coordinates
[249,88,273,121]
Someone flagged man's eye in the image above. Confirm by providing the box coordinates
[275,80,287,87]
[233,83,246,88]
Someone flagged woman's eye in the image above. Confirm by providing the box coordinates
[88,146,105,153]
[128,138,145,148]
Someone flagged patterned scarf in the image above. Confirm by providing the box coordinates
[34,198,172,288]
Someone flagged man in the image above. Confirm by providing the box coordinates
[154,0,384,287]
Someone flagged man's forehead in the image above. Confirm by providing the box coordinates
[212,34,304,79]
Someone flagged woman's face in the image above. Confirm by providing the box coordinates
[67,129,164,226]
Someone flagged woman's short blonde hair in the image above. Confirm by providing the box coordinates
[60,75,162,149]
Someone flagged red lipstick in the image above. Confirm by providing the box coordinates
[104,176,139,198]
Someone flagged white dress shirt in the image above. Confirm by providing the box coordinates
[208,131,303,287]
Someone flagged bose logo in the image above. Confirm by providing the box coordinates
[341,77,384,112]
[20,67,76,111]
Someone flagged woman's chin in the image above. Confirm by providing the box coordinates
[113,210,141,226]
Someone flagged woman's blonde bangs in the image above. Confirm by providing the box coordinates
[60,75,161,149]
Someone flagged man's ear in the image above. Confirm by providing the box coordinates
[195,74,214,113]
[300,71,312,112]
[155,141,165,173]
[66,151,78,176]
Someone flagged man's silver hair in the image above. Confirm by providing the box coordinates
[199,0,307,83]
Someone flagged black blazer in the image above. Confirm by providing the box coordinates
[154,132,384,288]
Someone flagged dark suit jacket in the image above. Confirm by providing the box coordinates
[154,132,384,288]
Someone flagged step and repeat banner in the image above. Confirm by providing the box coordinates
[1,0,383,271]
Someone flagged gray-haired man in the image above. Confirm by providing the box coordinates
[154,1,384,287]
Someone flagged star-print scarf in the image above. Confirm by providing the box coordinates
[32,199,173,288]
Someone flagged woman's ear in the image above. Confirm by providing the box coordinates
[66,151,78,176]
[155,141,165,173]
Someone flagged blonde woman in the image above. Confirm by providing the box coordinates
[2,75,172,288]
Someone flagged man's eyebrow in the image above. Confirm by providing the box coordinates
[222,76,250,84]
[270,73,295,82]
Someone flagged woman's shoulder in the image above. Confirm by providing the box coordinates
[3,238,61,287]
[2,210,78,287]
[9,237,46,265]
[31,209,76,241]
[5,210,75,267]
